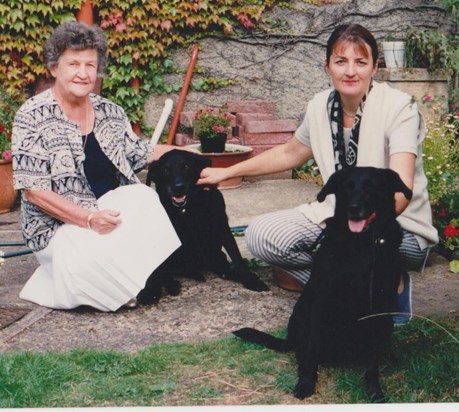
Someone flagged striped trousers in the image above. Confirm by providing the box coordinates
[245,208,430,284]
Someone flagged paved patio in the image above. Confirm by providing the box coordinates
[0,178,457,353]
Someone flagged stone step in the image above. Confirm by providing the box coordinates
[226,100,277,114]
[242,131,293,145]
[243,119,298,134]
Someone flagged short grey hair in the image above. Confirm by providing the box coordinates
[44,21,108,75]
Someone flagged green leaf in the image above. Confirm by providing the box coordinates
[192,79,205,91]
[450,260,459,274]
[119,54,133,65]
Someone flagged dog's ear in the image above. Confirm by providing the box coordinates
[382,169,413,200]
[191,152,212,171]
[146,161,159,186]
[317,169,346,202]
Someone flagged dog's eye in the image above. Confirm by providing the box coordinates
[164,167,171,176]
[183,164,190,172]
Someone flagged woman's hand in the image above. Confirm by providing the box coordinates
[87,209,122,234]
[197,167,229,186]
[197,137,313,186]
[25,189,122,234]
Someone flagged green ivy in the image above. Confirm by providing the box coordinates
[0,0,356,124]
[0,0,83,93]
[93,0,279,123]
[0,0,279,124]
[441,0,459,24]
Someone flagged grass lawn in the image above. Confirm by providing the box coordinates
[0,317,457,408]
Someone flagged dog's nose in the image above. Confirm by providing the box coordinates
[348,203,360,217]
[173,181,185,193]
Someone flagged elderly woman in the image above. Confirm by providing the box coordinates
[12,21,181,311]
[199,24,439,324]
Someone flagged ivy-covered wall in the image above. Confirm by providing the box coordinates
[145,0,455,127]
[0,0,455,131]
[0,0,278,123]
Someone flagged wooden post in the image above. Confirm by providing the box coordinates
[131,62,141,136]
[76,0,94,25]
[167,45,199,145]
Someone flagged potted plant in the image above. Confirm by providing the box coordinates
[381,31,406,69]
[193,107,232,153]
[405,26,458,110]
[405,27,455,72]
[0,87,24,213]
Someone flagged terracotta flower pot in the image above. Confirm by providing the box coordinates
[0,159,17,214]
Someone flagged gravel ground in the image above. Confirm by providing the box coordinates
[0,266,299,353]
[1,179,457,354]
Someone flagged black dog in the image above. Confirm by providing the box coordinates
[233,167,412,402]
[138,149,269,303]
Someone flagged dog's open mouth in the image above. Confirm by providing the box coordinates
[348,211,376,233]
[171,195,187,207]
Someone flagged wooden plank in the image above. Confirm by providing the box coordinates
[0,306,52,344]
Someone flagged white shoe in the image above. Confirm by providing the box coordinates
[124,298,138,308]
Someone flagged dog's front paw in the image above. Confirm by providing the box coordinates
[293,377,316,400]
[365,378,387,403]
[367,391,387,404]
[165,278,182,296]
[137,288,162,305]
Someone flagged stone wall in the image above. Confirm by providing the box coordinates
[144,0,454,132]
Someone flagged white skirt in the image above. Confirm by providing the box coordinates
[19,184,181,312]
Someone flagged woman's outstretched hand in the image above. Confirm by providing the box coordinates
[197,167,229,186]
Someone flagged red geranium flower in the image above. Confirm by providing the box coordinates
[444,224,459,238]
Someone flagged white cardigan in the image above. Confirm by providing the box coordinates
[296,81,438,250]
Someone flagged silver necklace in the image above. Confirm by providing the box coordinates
[81,101,92,162]
[342,108,356,119]
[81,136,88,162]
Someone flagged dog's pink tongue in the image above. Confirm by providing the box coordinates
[348,219,367,233]
[172,195,186,204]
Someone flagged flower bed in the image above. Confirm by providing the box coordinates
[422,94,459,272]
[0,87,25,161]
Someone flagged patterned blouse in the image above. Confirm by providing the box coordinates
[12,89,153,252]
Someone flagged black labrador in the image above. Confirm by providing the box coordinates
[233,166,412,402]
[138,149,269,303]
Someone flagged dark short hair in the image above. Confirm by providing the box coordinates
[43,21,107,75]
[326,24,378,65]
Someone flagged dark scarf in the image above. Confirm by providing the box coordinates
[327,90,368,171]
